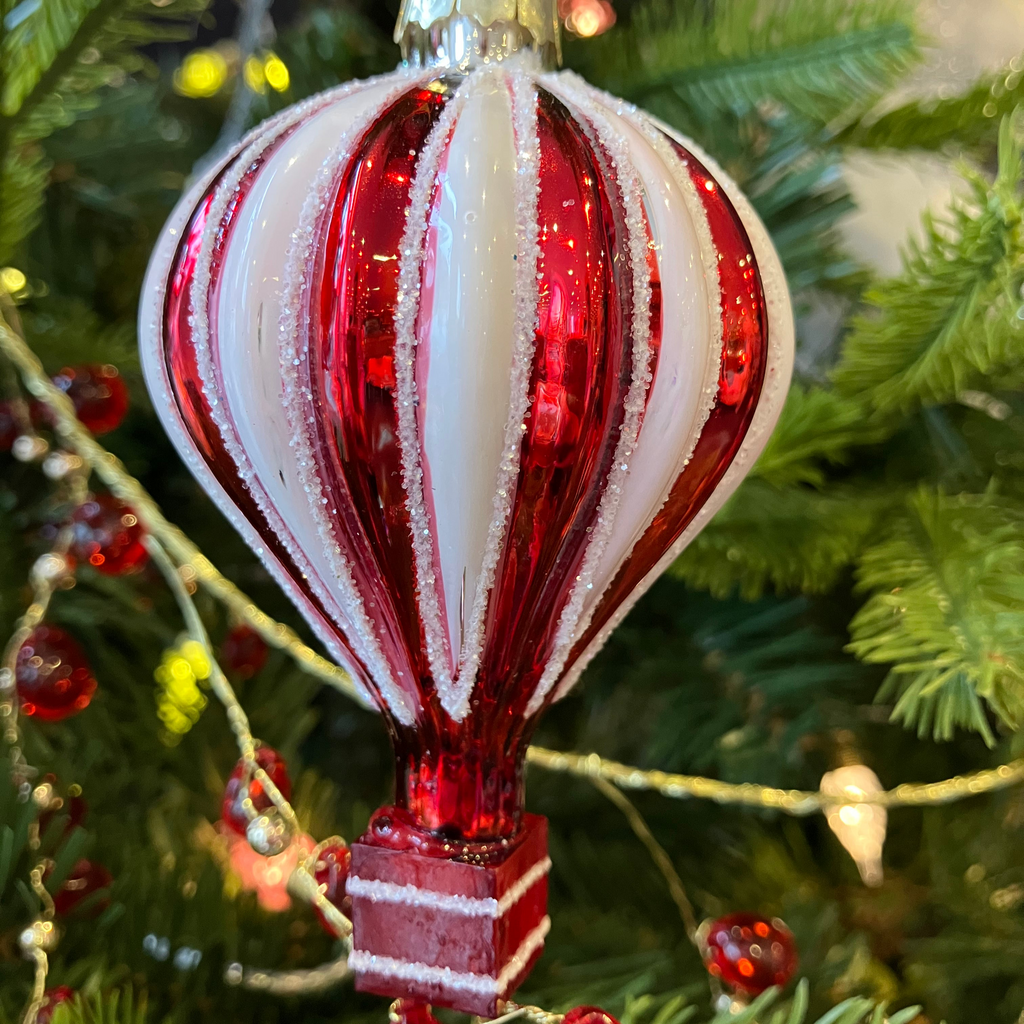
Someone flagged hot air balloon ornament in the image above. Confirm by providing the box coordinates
[140,0,794,1014]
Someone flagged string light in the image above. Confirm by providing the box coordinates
[820,765,887,887]
[174,49,229,98]
[0,267,27,295]
[1,308,1022,818]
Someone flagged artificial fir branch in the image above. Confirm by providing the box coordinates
[569,0,919,124]
[848,488,1024,745]
[840,53,1024,154]
[833,115,1024,413]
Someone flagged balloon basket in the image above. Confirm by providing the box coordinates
[348,814,550,1016]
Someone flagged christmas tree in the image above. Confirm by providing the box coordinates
[2,0,1024,1022]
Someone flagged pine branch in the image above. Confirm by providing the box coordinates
[670,480,892,600]
[832,115,1024,413]
[568,0,919,125]
[842,54,1024,153]
[0,0,206,262]
[848,488,1024,745]
[752,386,886,488]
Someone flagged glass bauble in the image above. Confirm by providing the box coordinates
[698,912,798,996]
[220,624,269,678]
[51,858,112,916]
[221,746,291,835]
[36,986,76,1024]
[51,364,129,435]
[16,625,97,721]
[70,494,148,575]
[139,0,795,1011]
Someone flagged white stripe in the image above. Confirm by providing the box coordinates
[277,76,436,726]
[524,72,656,717]
[418,69,520,689]
[548,74,725,704]
[205,76,415,722]
[553,111,796,699]
[348,915,550,996]
[446,67,542,719]
[393,83,470,705]
[347,855,551,918]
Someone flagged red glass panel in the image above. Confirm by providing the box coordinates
[311,84,453,713]
[560,139,769,676]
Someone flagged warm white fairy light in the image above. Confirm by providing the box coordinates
[821,765,887,887]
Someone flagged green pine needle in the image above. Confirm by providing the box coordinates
[833,114,1024,413]
[671,480,891,600]
[848,488,1024,745]
[570,0,919,124]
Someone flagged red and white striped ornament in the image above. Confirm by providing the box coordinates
[140,0,793,1011]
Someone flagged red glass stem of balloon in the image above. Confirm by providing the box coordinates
[0,468,88,790]
[141,534,352,939]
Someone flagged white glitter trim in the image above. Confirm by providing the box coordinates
[443,67,542,721]
[186,78,397,708]
[348,915,551,996]
[138,82,409,709]
[523,73,656,717]
[347,855,550,918]
[547,74,724,703]
[553,114,796,699]
[392,82,470,711]
[277,73,433,727]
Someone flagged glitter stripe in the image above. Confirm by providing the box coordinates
[524,72,656,717]
[444,67,543,721]
[278,76,433,727]
[348,915,551,996]
[548,75,724,704]
[186,78,383,686]
[347,855,551,918]
[140,131,374,704]
[393,82,470,710]
[554,112,795,699]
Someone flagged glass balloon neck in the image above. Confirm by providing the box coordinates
[396,0,560,72]
[391,721,528,841]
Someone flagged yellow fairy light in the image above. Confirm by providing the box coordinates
[243,55,267,94]
[0,266,27,295]
[263,53,290,93]
[173,49,229,99]
[154,639,212,741]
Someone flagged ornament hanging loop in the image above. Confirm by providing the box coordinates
[396,0,560,71]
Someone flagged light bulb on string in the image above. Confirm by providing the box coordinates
[820,764,887,888]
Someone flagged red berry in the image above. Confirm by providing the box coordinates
[70,495,147,575]
[311,841,351,935]
[388,1001,441,1024]
[221,746,291,836]
[220,625,268,679]
[51,364,129,435]
[16,625,97,722]
[50,858,112,916]
[36,986,76,1024]
[698,912,798,996]
[562,1008,621,1024]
